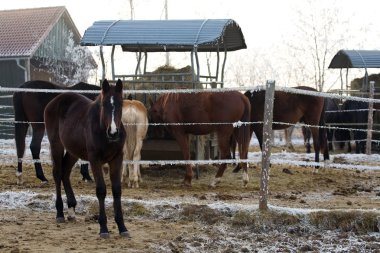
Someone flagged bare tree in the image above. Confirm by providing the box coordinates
[285,1,351,91]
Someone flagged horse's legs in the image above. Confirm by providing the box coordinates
[50,142,65,222]
[285,126,296,152]
[108,156,130,237]
[89,161,109,237]
[172,131,192,186]
[121,143,128,186]
[30,124,48,183]
[129,138,144,188]
[327,129,334,151]
[211,133,231,187]
[309,126,320,172]
[302,127,312,153]
[61,153,78,221]
[80,163,93,182]
[14,122,28,185]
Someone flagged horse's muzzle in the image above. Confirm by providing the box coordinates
[106,128,120,142]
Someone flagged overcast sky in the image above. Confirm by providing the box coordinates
[2,0,380,88]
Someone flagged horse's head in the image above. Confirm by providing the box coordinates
[100,79,124,142]
[147,96,167,139]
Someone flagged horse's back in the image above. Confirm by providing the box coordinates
[122,100,148,159]
[69,82,100,100]
[13,80,60,121]
[45,92,92,130]
[246,86,324,128]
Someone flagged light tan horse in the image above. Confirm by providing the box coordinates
[121,99,148,188]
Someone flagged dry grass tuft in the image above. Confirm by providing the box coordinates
[309,211,380,233]
[231,210,301,230]
[180,204,224,225]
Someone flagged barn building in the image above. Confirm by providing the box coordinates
[0,6,96,138]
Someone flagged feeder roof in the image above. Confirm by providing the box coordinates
[80,19,246,52]
[328,49,380,69]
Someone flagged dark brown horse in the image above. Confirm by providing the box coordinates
[13,80,100,184]
[149,91,251,187]
[234,86,329,172]
[251,86,328,161]
[44,79,129,238]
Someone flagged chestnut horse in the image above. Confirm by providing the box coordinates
[13,80,100,184]
[44,79,129,238]
[149,91,251,187]
[121,99,148,188]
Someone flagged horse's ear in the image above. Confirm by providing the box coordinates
[115,79,123,93]
[102,79,110,93]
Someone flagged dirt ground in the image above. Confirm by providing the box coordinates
[1,145,380,252]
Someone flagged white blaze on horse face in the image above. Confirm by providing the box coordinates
[110,96,117,134]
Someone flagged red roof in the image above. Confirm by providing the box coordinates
[0,6,71,58]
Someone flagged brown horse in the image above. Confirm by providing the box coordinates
[121,99,148,188]
[44,79,129,238]
[149,91,251,187]
[13,80,100,184]
[236,86,329,170]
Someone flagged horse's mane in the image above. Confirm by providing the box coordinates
[159,93,180,108]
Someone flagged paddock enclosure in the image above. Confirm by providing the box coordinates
[1,20,380,252]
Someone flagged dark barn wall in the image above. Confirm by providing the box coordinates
[0,60,25,87]
[0,60,26,139]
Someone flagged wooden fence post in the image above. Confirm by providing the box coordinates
[366,81,375,155]
[259,80,275,211]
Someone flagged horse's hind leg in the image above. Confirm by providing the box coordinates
[14,122,28,185]
[61,153,79,221]
[80,163,93,182]
[309,126,320,172]
[30,124,48,183]
[50,142,65,222]
[129,138,144,188]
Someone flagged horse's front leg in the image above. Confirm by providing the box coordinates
[90,161,109,238]
[211,133,231,187]
[172,131,192,186]
[109,155,130,237]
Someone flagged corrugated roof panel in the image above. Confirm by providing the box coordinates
[328,50,380,69]
[80,19,246,52]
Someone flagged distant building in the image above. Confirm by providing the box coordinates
[0,6,96,138]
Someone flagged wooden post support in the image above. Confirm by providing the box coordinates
[259,80,275,211]
[366,81,375,155]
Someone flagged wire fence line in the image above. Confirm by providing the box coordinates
[1,82,380,169]
[1,156,380,172]
[2,84,380,103]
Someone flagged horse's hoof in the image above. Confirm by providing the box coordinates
[67,216,76,222]
[56,217,65,223]
[232,165,241,173]
[99,233,110,239]
[182,181,192,187]
[41,180,49,185]
[120,231,131,238]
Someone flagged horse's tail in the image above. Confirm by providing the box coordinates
[234,96,251,170]
[123,109,137,161]
[319,98,329,160]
